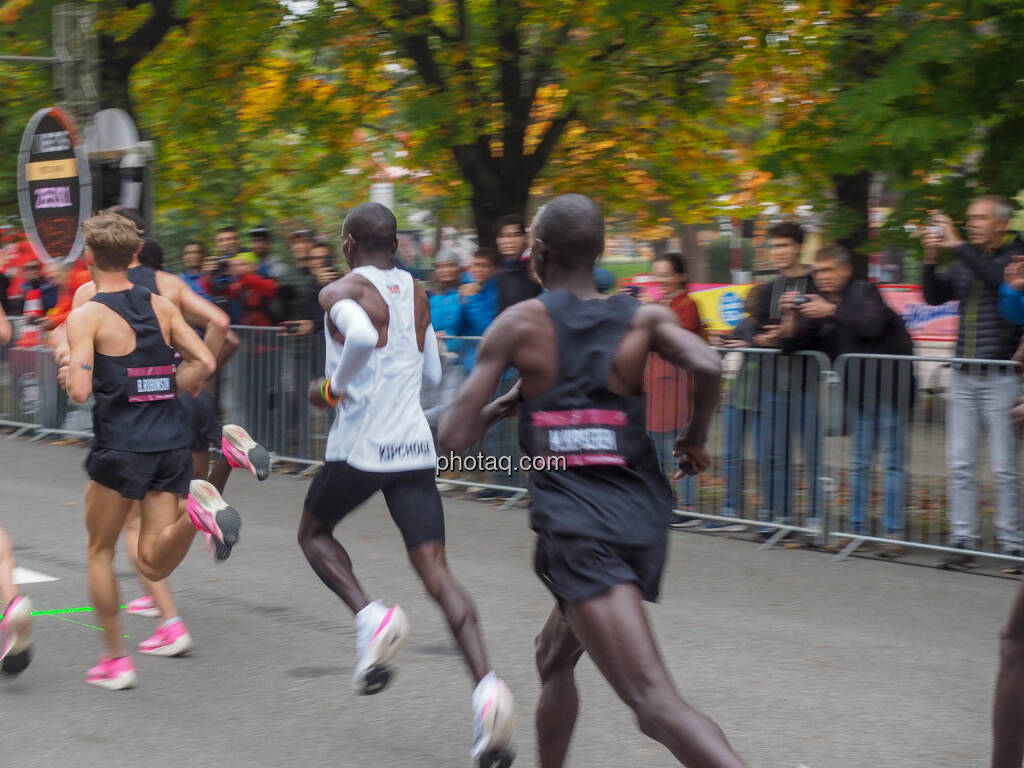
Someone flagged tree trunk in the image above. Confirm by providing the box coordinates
[833,170,871,281]
[469,185,529,250]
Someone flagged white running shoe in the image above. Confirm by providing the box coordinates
[353,600,409,695]
[471,672,516,767]
[0,596,33,675]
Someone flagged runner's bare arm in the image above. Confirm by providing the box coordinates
[172,274,230,361]
[646,303,722,458]
[0,305,10,346]
[156,295,216,393]
[439,312,518,454]
[63,306,97,404]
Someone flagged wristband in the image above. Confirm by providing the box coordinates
[320,377,341,407]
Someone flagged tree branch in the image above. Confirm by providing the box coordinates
[525,105,577,181]
[496,0,526,168]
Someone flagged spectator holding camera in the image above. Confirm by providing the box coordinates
[922,196,1023,568]
[752,221,822,535]
[780,245,915,556]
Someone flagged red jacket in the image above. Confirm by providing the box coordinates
[230,272,277,327]
[645,291,707,432]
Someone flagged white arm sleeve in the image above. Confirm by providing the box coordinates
[328,299,379,395]
[422,325,442,389]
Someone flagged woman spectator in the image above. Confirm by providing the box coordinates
[642,252,709,527]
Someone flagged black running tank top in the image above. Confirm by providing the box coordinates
[89,286,188,452]
[517,291,672,546]
[127,265,160,295]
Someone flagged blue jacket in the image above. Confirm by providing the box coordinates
[456,277,498,371]
[999,283,1024,326]
[181,270,212,301]
[429,287,462,336]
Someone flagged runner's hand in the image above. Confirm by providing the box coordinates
[308,377,340,410]
[672,439,710,478]
[1005,256,1024,292]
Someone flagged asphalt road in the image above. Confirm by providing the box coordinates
[0,437,1016,768]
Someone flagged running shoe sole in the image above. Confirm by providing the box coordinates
[476,749,516,768]
[86,670,138,691]
[188,480,241,561]
[138,632,194,657]
[353,605,409,695]
[222,424,271,481]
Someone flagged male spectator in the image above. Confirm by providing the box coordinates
[214,225,241,257]
[495,215,541,313]
[923,196,1024,567]
[455,247,500,372]
[276,229,320,334]
[780,244,915,557]
[310,241,342,285]
[180,241,212,300]
[249,225,285,279]
[753,221,822,536]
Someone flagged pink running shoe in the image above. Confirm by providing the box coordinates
[0,595,33,675]
[125,596,160,618]
[187,480,241,562]
[221,424,271,480]
[86,655,137,691]
[138,620,193,657]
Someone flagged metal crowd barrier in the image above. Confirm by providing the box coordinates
[5,322,1023,567]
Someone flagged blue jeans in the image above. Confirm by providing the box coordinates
[759,388,821,523]
[653,432,696,508]
[722,404,761,517]
[849,400,905,534]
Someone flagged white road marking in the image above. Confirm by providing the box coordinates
[13,567,60,585]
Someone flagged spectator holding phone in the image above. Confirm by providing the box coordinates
[641,252,709,527]
[922,196,1024,568]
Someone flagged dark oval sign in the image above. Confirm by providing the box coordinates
[16,106,92,265]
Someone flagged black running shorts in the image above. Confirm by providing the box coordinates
[86,447,193,500]
[533,529,668,605]
[303,461,444,550]
[178,390,220,452]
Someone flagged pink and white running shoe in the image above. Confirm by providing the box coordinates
[221,424,271,481]
[0,595,33,675]
[353,601,409,695]
[187,479,241,562]
[138,620,193,657]
[125,596,160,618]
[86,655,137,691]
[471,672,517,768]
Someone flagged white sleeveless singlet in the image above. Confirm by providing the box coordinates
[324,266,436,472]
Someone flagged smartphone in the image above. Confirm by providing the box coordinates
[625,285,640,298]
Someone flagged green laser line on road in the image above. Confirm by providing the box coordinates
[48,614,131,638]
[1,605,131,620]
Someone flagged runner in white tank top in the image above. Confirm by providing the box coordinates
[325,265,435,472]
[302,203,516,768]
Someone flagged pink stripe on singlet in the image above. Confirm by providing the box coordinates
[559,454,627,467]
[532,409,627,428]
[128,393,175,403]
[126,365,175,376]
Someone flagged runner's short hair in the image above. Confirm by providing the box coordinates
[83,212,142,271]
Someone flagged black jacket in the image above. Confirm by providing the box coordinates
[781,280,916,409]
[497,259,542,314]
[922,234,1024,360]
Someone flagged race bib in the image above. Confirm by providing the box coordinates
[532,409,627,467]
[126,365,177,403]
